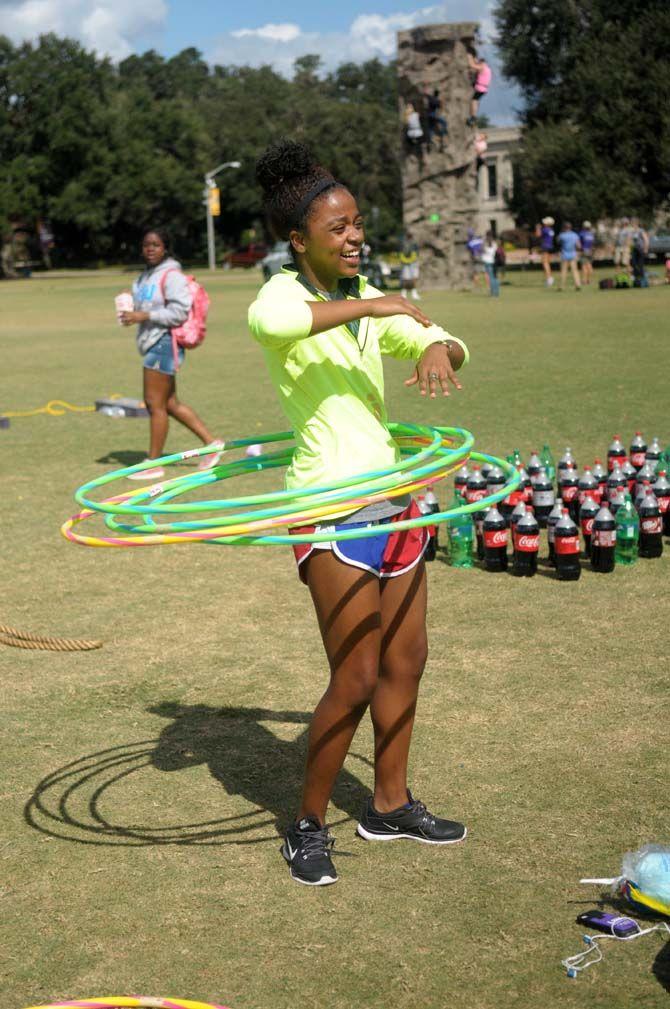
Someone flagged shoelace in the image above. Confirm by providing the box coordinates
[410,800,436,829]
[301,827,335,861]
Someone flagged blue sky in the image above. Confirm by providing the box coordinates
[0,0,520,123]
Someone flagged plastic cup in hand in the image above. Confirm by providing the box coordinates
[115,291,133,324]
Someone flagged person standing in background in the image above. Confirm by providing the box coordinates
[539,217,555,287]
[481,231,500,296]
[557,221,582,291]
[399,232,421,300]
[629,219,649,287]
[579,220,595,285]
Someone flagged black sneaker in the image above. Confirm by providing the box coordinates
[356,792,466,845]
[281,816,338,886]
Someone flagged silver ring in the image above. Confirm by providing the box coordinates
[429,372,439,380]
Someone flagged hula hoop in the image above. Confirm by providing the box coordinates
[20,999,230,1009]
[61,425,520,548]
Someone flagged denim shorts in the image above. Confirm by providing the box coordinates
[142,333,184,375]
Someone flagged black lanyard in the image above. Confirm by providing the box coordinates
[291,269,368,354]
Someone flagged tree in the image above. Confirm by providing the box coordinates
[494,0,670,219]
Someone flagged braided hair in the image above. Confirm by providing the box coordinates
[255,140,344,240]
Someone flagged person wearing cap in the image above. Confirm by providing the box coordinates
[539,217,555,287]
[579,220,595,285]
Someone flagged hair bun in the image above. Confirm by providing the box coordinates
[255,140,317,194]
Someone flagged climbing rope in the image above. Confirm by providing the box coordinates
[0,625,103,652]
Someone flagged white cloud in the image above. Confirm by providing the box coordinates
[232,23,301,44]
[0,0,167,61]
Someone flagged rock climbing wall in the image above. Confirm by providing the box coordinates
[397,22,479,289]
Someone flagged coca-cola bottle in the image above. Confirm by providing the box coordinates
[532,466,555,527]
[486,465,506,499]
[480,460,493,481]
[546,496,564,567]
[499,468,524,524]
[592,458,608,501]
[621,458,637,496]
[653,470,670,535]
[513,507,539,576]
[559,466,580,522]
[483,506,508,572]
[578,466,601,507]
[554,509,581,581]
[607,463,627,504]
[645,436,662,468]
[454,464,470,499]
[510,500,526,540]
[527,451,542,480]
[465,466,488,508]
[424,488,440,556]
[518,466,533,505]
[609,487,626,516]
[638,490,663,558]
[417,495,436,562]
[636,461,657,498]
[607,434,627,472]
[629,431,647,471]
[579,493,599,555]
[590,504,616,573]
[634,479,652,513]
[474,508,486,560]
[558,446,577,473]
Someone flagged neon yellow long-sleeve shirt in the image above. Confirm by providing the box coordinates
[248,268,469,492]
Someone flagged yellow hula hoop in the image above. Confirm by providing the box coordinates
[20,997,230,1009]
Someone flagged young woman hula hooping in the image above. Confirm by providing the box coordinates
[249,141,470,886]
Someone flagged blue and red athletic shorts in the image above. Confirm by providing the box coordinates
[291,499,427,584]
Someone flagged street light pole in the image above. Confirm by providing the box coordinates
[204,160,241,271]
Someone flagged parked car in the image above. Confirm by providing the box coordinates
[648,228,670,258]
[260,241,291,281]
[222,242,268,269]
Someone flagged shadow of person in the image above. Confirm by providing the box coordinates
[96,449,147,467]
[149,702,372,837]
[653,935,670,992]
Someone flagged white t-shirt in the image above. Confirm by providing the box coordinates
[481,242,497,265]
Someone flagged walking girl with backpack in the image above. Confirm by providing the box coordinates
[248,140,469,886]
[119,227,223,480]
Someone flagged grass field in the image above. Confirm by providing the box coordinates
[2,269,670,1009]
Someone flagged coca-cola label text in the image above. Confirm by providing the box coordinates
[631,452,646,468]
[532,491,554,506]
[514,533,539,552]
[561,485,578,501]
[484,529,508,548]
[466,489,487,503]
[581,518,595,535]
[555,535,580,555]
[593,529,616,548]
[657,496,670,514]
[641,517,663,534]
[608,454,626,471]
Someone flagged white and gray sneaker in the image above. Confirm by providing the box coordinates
[281,816,338,886]
[356,792,466,845]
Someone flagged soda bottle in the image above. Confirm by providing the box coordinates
[645,436,662,468]
[607,434,627,472]
[465,466,488,508]
[558,446,577,473]
[532,466,555,527]
[636,461,657,496]
[509,500,526,540]
[454,464,470,499]
[540,443,556,482]
[518,465,533,504]
[621,458,637,497]
[634,479,652,513]
[513,507,539,577]
[559,466,580,523]
[614,495,639,566]
[590,504,616,573]
[609,487,626,516]
[554,509,581,581]
[592,458,608,501]
[652,470,670,535]
[480,460,492,481]
[447,493,474,568]
[483,506,509,572]
[578,466,601,507]
[546,496,563,567]
[638,489,663,559]
[424,488,440,554]
[527,451,542,480]
[417,495,436,562]
[486,465,506,499]
[511,448,523,469]
[629,431,647,471]
[607,463,627,504]
[579,493,599,555]
[474,507,486,560]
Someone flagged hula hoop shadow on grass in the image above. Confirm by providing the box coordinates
[24,705,373,847]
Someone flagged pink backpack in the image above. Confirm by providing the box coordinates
[159,269,210,350]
